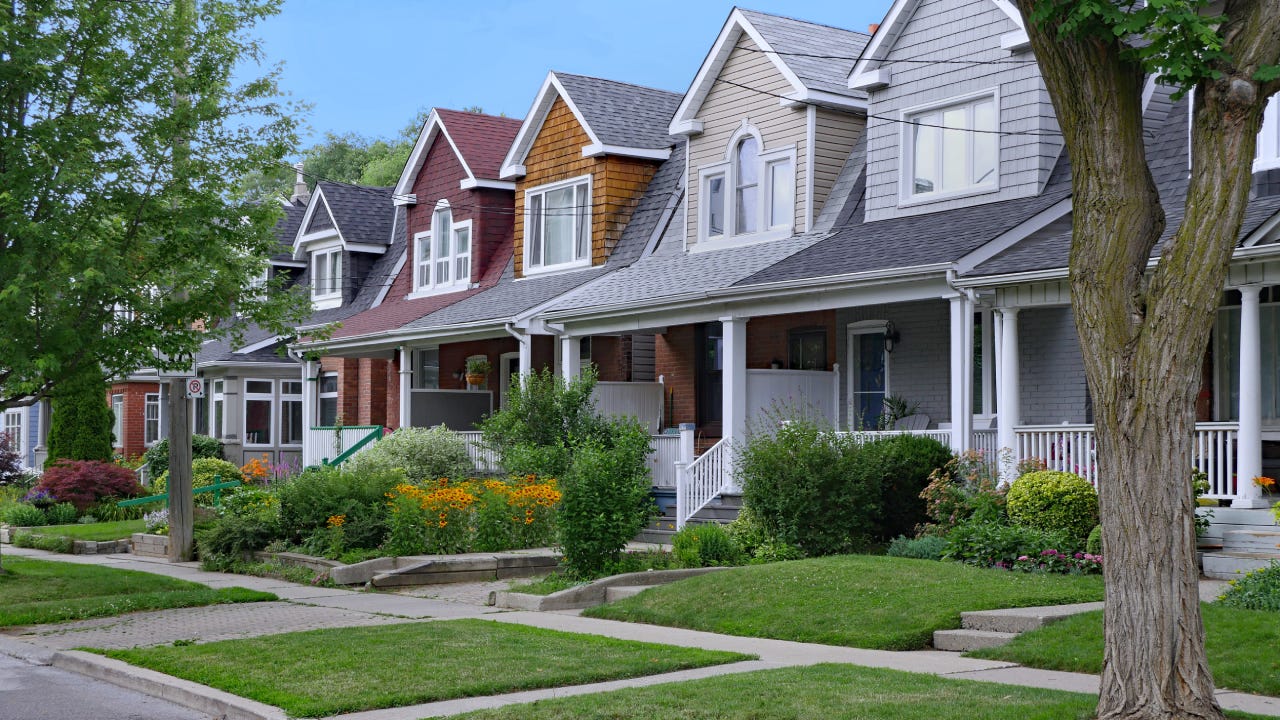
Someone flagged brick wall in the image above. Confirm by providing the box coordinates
[589,335,633,382]
[106,381,160,459]
[655,325,697,428]
[386,355,401,430]
[356,358,388,425]
[745,311,837,370]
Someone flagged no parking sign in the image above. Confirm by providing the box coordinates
[185,378,205,399]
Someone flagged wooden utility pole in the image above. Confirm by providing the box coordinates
[167,378,193,561]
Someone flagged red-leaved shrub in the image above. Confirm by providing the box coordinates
[36,460,144,511]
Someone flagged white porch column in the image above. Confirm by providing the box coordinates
[1235,286,1267,507]
[721,317,748,448]
[997,308,1020,481]
[949,294,974,453]
[517,334,533,378]
[302,360,317,464]
[397,347,411,429]
[561,336,582,382]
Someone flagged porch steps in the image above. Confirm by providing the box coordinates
[932,602,1103,652]
[1201,506,1280,580]
[1203,551,1280,579]
[635,494,743,545]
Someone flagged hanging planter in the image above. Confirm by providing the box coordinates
[465,357,491,387]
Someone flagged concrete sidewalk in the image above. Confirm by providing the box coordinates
[2,545,1276,720]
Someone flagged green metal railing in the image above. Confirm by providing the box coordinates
[119,476,242,508]
[325,425,383,466]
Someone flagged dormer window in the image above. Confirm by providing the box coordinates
[525,175,591,274]
[1256,96,1280,172]
[902,91,998,204]
[412,202,472,296]
[311,247,342,308]
[699,126,794,246]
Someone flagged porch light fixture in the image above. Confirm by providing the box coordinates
[453,369,466,381]
[884,322,901,353]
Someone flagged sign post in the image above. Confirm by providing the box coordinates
[167,377,193,561]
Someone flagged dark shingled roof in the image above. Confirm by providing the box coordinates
[272,199,307,262]
[435,109,523,181]
[738,9,870,99]
[315,182,395,247]
[555,73,683,150]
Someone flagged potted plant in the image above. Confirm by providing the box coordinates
[465,357,491,387]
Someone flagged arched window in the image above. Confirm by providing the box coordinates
[734,137,759,235]
[412,201,472,294]
[700,126,794,244]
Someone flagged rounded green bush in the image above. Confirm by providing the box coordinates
[344,425,472,483]
[3,502,47,527]
[1006,470,1098,542]
[1086,524,1102,555]
[154,458,245,504]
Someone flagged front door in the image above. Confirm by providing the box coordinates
[499,352,521,409]
[696,323,723,435]
[850,329,887,429]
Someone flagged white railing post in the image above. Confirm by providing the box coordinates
[674,461,688,530]
[679,422,695,466]
[561,336,581,382]
[997,308,1020,482]
[397,347,411,429]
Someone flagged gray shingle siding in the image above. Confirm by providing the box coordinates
[1018,307,1090,424]
[863,0,1063,221]
[836,300,952,428]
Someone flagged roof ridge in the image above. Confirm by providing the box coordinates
[736,6,871,39]
[552,70,682,98]
[435,108,522,125]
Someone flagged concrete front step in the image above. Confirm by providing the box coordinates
[933,629,1021,652]
[1222,529,1280,553]
[1203,551,1280,579]
[959,602,1104,634]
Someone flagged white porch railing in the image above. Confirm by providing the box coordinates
[303,425,383,467]
[457,431,502,474]
[745,367,840,427]
[649,433,682,489]
[675,438,731,529]
[593,381,664,434]
[972,429,999,461]
[836,428,955,446]
[1014,422,1240,500]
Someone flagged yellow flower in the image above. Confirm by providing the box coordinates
[326,514,346,528]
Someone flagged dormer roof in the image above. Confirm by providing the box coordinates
[500,71,681,179]
[669,7,870,135]
[393,108,523,204]
[291,182,395,260]
[848,0,1026,91]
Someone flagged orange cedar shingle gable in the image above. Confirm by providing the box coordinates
[514,97,660,278]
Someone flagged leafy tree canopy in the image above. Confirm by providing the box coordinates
[0,0,310,408]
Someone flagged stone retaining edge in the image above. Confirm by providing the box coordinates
[51,650,288,720]
[493,567,729,611]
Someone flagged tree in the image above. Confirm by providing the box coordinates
[44,364,113,467]
[0,0,309,409]
[1015,1,1280,718]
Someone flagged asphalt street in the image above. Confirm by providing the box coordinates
[0,653,210,720]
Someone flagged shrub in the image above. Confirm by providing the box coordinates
[1006,470,1098,542]
[91,496,144,522]
[737,419,879,556]
[12,530,72,553]
[918,450,1006,535]
[36,460,144,511]
[0,430,23,486]
[143,435,224,479]
[154,458,245,505]
[2,502,47,527]
[886,534,948,560]
[673,523,743,568]
[943,520,1077,568]
[479,367,609,478]
[557,422,654,577]
[196,514,280,561]
[45,365,112,467]
[1218,561,1280,612]
[855,434,953,540]
[44,502,79,525]
[1010,548,1103,575]
[1086,524,1103,555]
[345,425,472,484]
[276,465,401,549]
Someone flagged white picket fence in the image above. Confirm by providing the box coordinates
[457,431,501,474]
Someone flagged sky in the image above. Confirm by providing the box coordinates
[244,0,891,146]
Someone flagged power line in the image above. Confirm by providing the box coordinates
[732,43,1037,65]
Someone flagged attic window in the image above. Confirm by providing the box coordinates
[311,247,342,307]
[412,203,471,296]
[699,127,795,246]
[1256,96,1280,172]
[902,92,999,203]
[525,175,591,274]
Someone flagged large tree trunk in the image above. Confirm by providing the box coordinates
[1016,1,1280,718]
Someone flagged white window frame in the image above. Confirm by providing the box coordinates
[280,380,304,447]
[847,321,892,431]
[243,378,275,448]
[412,348,441,390]
[311,245,343,309]
[899,88,1001,206]
[523,174,593,275]
[317,373,339,426]
[3,409,24,457]
[1256,96,1280,172]
[697,124,796,248]
[111,394,124,446]
[144,392,161,447]
[210,380,225,440]
[410,202,473,297]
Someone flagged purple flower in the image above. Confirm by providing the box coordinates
[1041,549,1059,557]
[1017,555,1030,561]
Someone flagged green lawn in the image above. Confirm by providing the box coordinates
[26,519,145,541]
[584,555,1104,650]
[0,556,274,626]
[102,619,752,718]
[969,604,1280,697]
[451,663,1269,720]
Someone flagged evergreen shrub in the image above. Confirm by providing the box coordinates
[1006,470,1098,542]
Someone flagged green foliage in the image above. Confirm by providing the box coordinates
[12,531,73,553]
[154,458,244,506]
[1006,471,1098,542]
[480,367,608,478]
[275,466,401,548]
[345,425,472,483]
[557,424,654,577]
[736,419,879,556]
[1217,561,1280,612]
[858,434,954,540]
[143,435,224,479]
[3,503,48,528]
[919,450,1007,535]
[1192,468,1214,537]
[44,367,113,466]
[673,523,744,568]
[44,502,78,526]
[886,534,948,560]
[1086,524,1103,556]
[723,505,804,563]
[943,521,1077,568]
[195,514,280,561]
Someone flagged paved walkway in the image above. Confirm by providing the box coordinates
[1,545,1276,720]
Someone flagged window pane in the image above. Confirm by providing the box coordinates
[281,400,303,445]
[245,399,271,445]
[417,237,430,287]
[544,186,575,265]
[246,380,272,395]
[318,374,337,394]
[282,381,302,396]
[972,100,997,185]
[415,348,440,390]
[941,106,967,192]
[913,115,939,194]
[707,175,724,236]
[314,254,327,293]
[736,137,759,185]
[736,185,757,234]
[575,184,590,260]
[528,195,543,267]
[768,160,792,228]
[318,398,337,427]
[213,399,224,439]
[436,258,450,284]
[435,216,450,258]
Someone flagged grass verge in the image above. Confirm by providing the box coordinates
[584,554,1104,650]
[0,556,275,626]
[968,603,1280,697]
[451,663,1268,720]
[101,619,751,718]
[26,519,145,542]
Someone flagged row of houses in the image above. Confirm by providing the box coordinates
[14,0,1280,523]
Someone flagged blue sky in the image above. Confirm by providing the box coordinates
[246,1,889,145]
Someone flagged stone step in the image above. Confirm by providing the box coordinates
[635,527,675,545]
[960,602,1104,634]
[932,629,1020,652]
[604,585,649,602]
[1203,551,1280,579]
[1222,529,1280,553]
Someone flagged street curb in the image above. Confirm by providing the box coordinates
[50,650,288,720]
[0,634,56,665]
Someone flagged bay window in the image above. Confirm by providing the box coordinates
[525,176,591,273]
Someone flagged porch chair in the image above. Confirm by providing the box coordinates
[894,414,930,431]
